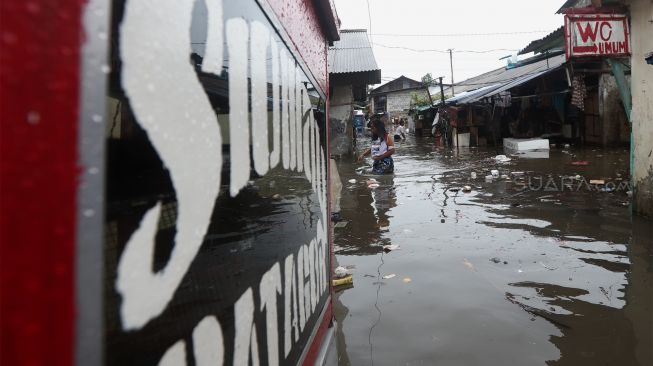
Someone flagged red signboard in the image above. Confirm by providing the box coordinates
[564,14,630,59]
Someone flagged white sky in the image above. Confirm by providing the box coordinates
[333,0,565,86]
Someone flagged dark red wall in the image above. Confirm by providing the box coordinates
[266,0,331,93]
[0,0,83,365]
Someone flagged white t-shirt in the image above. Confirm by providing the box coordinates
[395,126,406,136]
[371,136,389,157]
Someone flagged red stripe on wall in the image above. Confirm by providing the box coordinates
[0,0,84,365]
[302,302,333,366]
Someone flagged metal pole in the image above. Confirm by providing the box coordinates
[438,76,445,106]
[438,77,448,147]
[449,49,455,96]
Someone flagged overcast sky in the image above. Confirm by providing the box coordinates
[333,0,565,86]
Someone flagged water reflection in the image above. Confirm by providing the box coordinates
[333,137,652,366]
[334,161,396,255]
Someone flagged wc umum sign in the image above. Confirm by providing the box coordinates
[565,13,631,58]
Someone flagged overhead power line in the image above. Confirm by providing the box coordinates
[370,30,552,37]
[372,42,519,54]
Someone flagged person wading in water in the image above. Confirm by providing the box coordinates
[358,118,395,174]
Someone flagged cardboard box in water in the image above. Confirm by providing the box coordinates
[503,138,550,151]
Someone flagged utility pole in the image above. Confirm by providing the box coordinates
[438,76,451,148]
[448,49,455,96]
[438,76,446,106]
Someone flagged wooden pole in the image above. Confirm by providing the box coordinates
[449,49,455,97]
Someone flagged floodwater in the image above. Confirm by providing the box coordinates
[332,135,652,366]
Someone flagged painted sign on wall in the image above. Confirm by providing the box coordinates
[565,14,630,58]
[103,0,330,364]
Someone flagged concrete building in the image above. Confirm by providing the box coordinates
[624,0,653,217]
[328,29,381,156]
[369,76,430,121]
[557,0,652,216]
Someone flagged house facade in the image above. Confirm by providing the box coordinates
[328,29,381,156]
[370,76,430,121]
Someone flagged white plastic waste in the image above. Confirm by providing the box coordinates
[334,266,349,278]
[494,155,512,162]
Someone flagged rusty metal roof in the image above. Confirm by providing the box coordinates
[442,53,566,105]
[328,29,380,75]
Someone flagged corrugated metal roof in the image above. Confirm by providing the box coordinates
[519,27,564,55]
[442,53,566,105]
[328,29,380,74]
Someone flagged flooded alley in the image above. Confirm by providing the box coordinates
[332,136,652,366]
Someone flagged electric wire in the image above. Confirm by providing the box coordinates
[370,30,552,37]
[372,42,520,54]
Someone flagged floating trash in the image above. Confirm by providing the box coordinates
[348,179,357,184]
[382,274,396,279]
[494,155,511,162]
[462,258,475,271]
[383,244,400,252]
[334,266,349,278]
[332,275,353,287]
[571,161,590,166]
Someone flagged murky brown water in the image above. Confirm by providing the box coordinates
[332,135,652,366]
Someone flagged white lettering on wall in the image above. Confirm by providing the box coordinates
[119,0,330,363]
[234,288,260,366]
[251,21,270,176]
[158,341,186,366]
[280,49,291,169]
[284,253,299,357]
[200,0,222,75]
[117,0,223,330]
[296,245,307,331]
[227,17,250,197]
[260,263,282,366]
[295,68,304,173]
[192,316,224,366]
[270,36,281,169]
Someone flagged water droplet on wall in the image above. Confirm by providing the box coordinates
[27,111,40,125]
